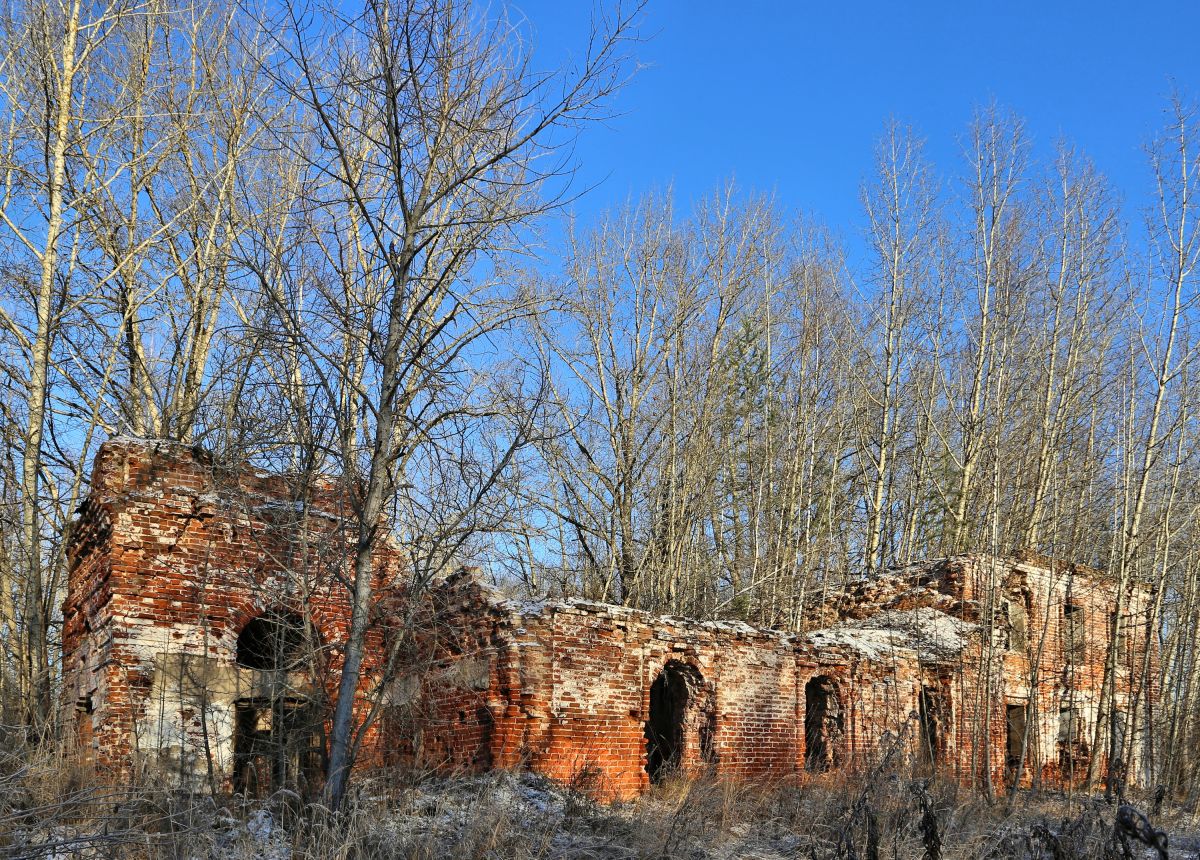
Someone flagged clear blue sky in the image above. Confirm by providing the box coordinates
[514,1,1200,245]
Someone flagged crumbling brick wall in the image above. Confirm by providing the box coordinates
[63,440,1158,801]
[829,555,1159,791]
[397,556,1157,800]
[62,438,405,792]
[398,572,974,799]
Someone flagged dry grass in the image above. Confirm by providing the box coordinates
[1,741,1194,859]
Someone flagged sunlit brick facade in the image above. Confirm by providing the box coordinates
[63,440,1158,799]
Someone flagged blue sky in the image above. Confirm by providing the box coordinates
[514,1,1200,246]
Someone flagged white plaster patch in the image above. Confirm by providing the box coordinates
[552,668,627,713]
[133,652,242,789]
[120,619,225,662]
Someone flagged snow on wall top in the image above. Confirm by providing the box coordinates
[437,564,979,661]
[805,607,976,662]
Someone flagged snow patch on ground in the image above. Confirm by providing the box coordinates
[358,770,831,859]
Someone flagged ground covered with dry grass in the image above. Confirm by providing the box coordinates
[1,746,1194,859]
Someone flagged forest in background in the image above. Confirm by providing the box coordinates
[1,0,1200,807]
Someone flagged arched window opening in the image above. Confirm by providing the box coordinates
[1002,595,1029,654]
[644,660,714,784]
[805,675,844,773]
[235,610,307,671]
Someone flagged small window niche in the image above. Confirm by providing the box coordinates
[1004,596,1028,654]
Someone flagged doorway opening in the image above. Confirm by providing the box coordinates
[1006,702,1028,785]
[232,610,322,796]
[918,687,944,769]
[1057,704,1089,781]
[644,660,713,783]
[804,675,844,772]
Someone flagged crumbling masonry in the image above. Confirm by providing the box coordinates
[64,440,1159,799]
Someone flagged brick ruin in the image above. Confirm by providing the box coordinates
[63,439,1159,799]
[63,438,407,794]
[416,558,1159,798]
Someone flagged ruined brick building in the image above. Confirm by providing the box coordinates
[63,439,1159,799]
[63,438,408,794]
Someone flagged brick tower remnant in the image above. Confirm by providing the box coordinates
[62,438,405,793]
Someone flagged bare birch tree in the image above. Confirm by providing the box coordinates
[0,0,150,729]
[856,121,938,573]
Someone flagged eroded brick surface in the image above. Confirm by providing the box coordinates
[63,441,1158,800]
[409,558,1156,799]
[62,438,405,791]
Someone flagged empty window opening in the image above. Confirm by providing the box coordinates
[918,687,945,769]
[1006,703,1028,785]
[236,610,307,671]
[1063,600,1085,664]
[75,695,96,762]
[644,661,713,784]
[805,675,844,773]
[233,698,323,797]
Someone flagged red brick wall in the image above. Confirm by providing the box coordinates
[402,557,1158,800]
[955,556,1160,791]
[406,574,943,799]
[62,438,405,791]
[63,441,1159,800]
[838,556,1160,792]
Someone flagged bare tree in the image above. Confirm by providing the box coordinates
[0,0,151,729]
[1086,95,1200,789]
[253,0,640,808]
[856,121,938,573]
